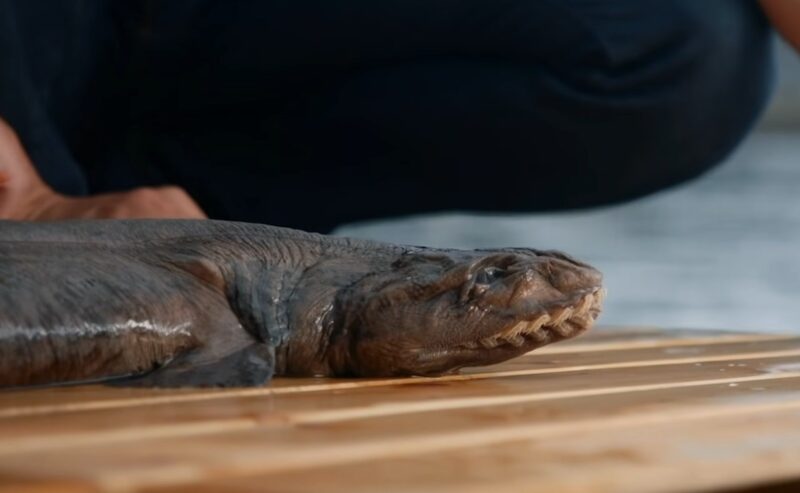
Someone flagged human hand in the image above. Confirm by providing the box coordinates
[760,0,800,53]
[0,118,206,220]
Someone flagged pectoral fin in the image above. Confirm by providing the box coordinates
[117,343,275,387]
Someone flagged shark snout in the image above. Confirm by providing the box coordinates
[539,256,603,295]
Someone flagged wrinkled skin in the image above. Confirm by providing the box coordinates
[0,220,603,387]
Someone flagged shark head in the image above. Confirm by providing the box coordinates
[280,246,603,378]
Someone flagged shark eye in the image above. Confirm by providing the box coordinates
[474,266,506,285]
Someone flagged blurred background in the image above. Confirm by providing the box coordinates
[336,38,800,334]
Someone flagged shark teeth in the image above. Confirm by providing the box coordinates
[462,287,605,351]
[479,337,501,349]
[506,334,526,347]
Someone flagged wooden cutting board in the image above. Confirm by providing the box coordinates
[1,326,799,493]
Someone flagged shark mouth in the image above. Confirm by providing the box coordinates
[460,287,605,350]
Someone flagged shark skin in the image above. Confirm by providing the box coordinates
[0,219,604,387]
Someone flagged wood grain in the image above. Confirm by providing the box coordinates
[0,326,798,493]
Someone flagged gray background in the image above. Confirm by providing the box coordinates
[335,39,800,334]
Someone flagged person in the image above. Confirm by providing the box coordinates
[0,1,784,232]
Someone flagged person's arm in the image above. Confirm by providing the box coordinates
[0,116,207,220]
[0,0,90,197]
[0,117,206,220]
[761,0,800,52]
[0,2,205,221]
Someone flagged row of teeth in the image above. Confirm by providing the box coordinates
[465,288,605,350]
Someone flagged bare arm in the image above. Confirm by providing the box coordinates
[761,0,800,52]
[0,117,206,220]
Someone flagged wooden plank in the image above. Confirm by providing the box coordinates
[171,405,800,493]
[1,333,796,419]
[536,331,795,354]
[0,367,798,491]
[467,336,800,373]
[0,338,797,422]
[0,352,798,450]
[0,478,95,493]
[3,379,799,493]
[1,327,798,493]
[538,325,767,347]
